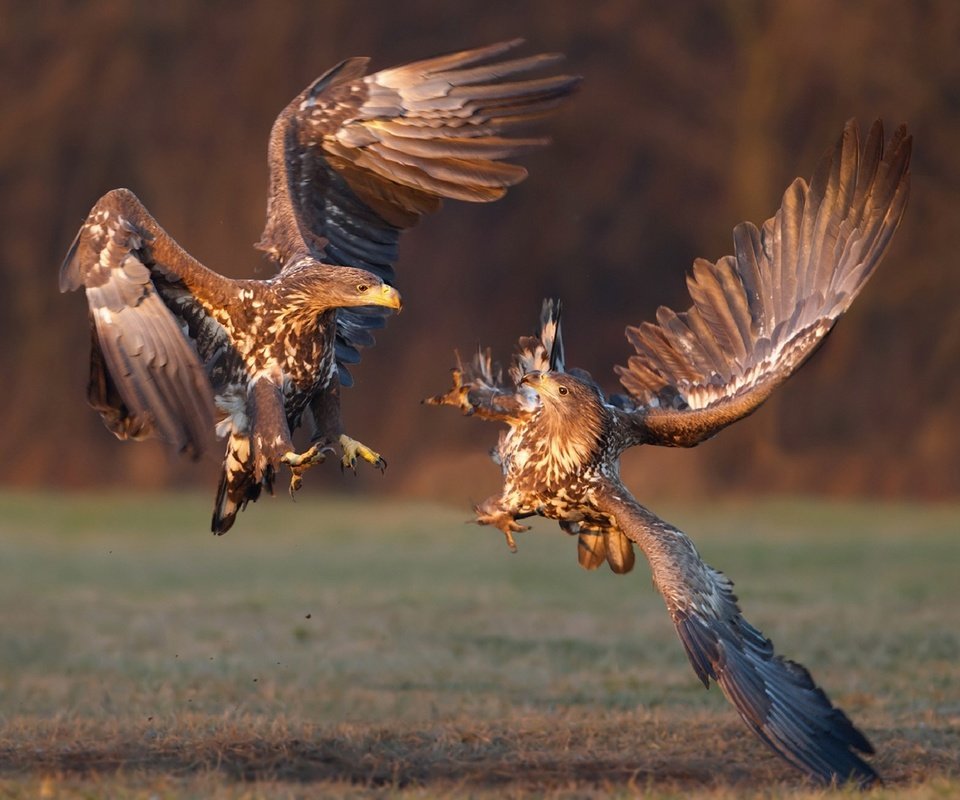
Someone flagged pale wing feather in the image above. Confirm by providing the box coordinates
[60,189,220,456]
[615,120,911,447]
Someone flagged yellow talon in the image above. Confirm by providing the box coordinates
[281,444,333,496]
[339,434,387,473]
[423,367,473,412]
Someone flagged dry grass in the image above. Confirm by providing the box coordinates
[0,492,957,798]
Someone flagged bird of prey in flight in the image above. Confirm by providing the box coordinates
[428,120,911,786]
[60,40,578,533]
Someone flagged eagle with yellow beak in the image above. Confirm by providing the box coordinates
[429,120,911,786]
[60,41,578,533]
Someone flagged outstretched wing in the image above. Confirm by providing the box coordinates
[259,40,579,384]
[60,189,224,457]
[597,490,878,787]
[426,297,564,421]
[615,120,911,447]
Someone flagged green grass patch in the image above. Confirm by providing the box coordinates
[0,492,957,797]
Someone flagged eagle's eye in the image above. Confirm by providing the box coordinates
[356,283,369,293]
[558,385,569,396]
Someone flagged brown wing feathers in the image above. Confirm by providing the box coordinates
[265,39,579,268]
[342,46,575,206]
[257,41,578,386]
[600,494,878,787]
[61,191,217,457]
[617,120,911,447]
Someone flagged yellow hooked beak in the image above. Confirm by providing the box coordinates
[377,284,403,312]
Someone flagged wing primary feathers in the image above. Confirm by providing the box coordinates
[370,131,549,160]
[260,41,577,381]
[264,38,578,267]
[422,53,568,90]
[61,189,220,457]
[373,39,529,83]
[730,222,768,328]
[617,120,911,447]
[600,492,879,788]
[366,140,530,188]
[806,122,858,302]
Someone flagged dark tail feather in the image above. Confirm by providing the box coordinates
[212,433,273,534]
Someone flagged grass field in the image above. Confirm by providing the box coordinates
[0,492,957,798]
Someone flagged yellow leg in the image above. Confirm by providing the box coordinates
[281,443,333,496]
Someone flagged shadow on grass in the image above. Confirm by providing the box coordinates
[1,719,957,791]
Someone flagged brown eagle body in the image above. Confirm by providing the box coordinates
[429,120,912,786]
[60,41,578,532]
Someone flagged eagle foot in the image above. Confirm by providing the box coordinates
[339,434,387,474]
[281,444,334,497]
[423,368,473,414]
[474,503,529,552]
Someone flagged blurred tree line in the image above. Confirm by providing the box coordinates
[2,0,958,503]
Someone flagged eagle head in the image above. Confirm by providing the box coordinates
[518,370,606,479]
[287,264,402,313]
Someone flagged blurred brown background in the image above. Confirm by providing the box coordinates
[3,0,958,505]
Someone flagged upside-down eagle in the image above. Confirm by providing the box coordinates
[60,41,578,533]
[428,120,911,786]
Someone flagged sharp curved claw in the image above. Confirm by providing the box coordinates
[473,505,529,552]
[339,434,386,475]
[282,444,333,496]
[281,444,333,468]
[424,368,473,411]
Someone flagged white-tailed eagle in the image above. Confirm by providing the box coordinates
[60,40,578,533]
[428,120,911,786]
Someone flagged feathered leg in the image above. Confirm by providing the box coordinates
[212,378,290,532]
